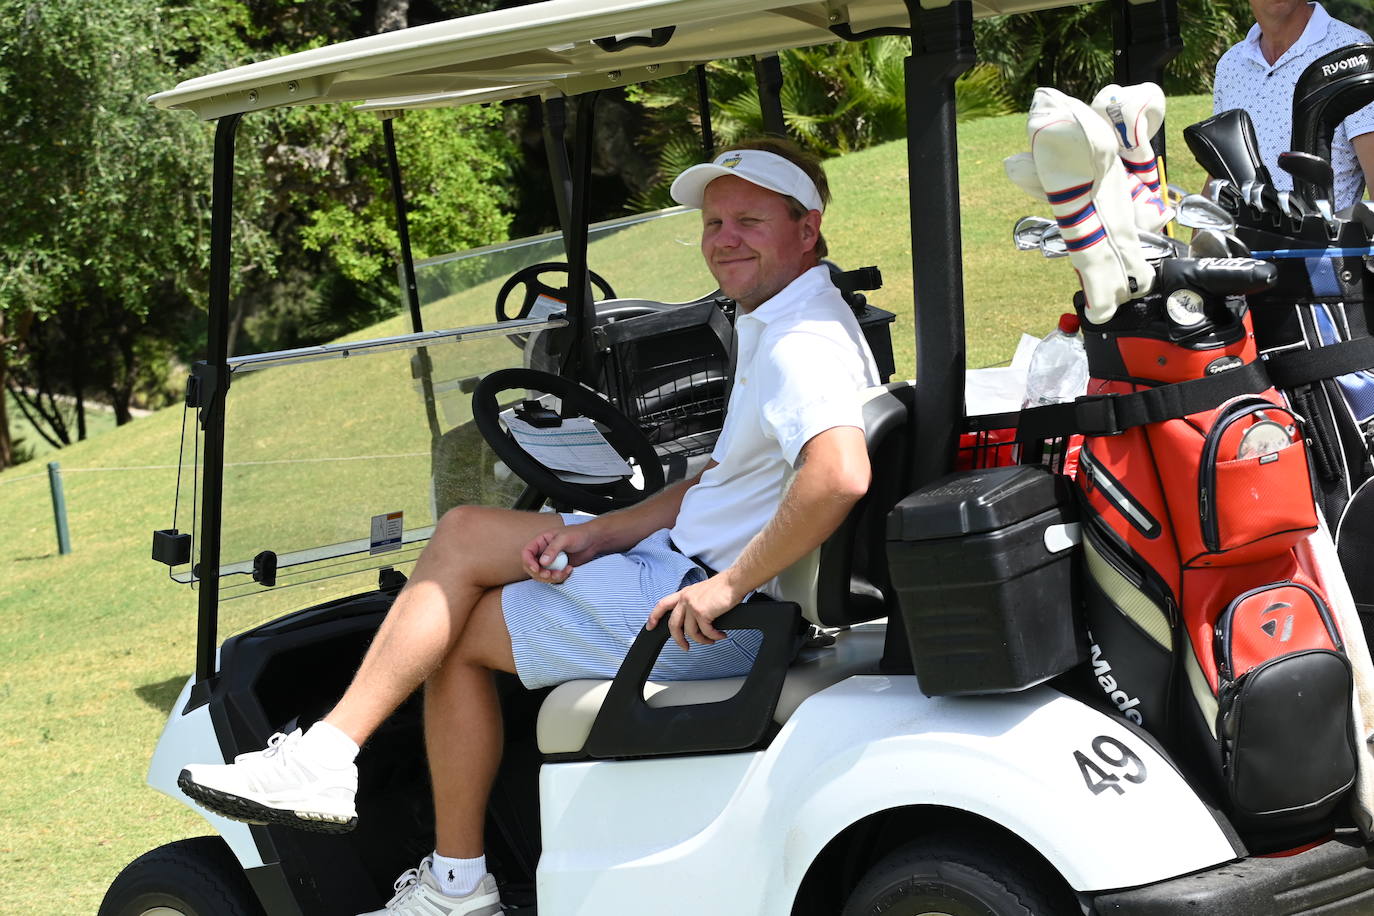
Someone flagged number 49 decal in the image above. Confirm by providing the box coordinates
[1073,735,1148,796]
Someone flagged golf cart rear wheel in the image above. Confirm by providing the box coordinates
[842,838,1065,916]
[99,836,264,916]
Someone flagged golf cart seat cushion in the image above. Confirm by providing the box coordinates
[536,626,884,755]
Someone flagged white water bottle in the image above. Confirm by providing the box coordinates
[1022,313,1089,409]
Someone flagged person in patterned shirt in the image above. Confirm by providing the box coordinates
[1213,0,1374,209]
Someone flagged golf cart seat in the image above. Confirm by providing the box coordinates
[536,381,915,756]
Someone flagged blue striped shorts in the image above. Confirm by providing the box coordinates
[501,517,764,690]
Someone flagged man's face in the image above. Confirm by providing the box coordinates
[700,175,820,312]
[1249,0,1310,24]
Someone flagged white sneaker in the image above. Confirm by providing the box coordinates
[177,729,358,833]
[359,858,503,916]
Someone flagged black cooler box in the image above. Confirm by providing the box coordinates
[886,465,1085,695]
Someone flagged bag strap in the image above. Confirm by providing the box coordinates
[1264,337,1374,389]
[1016,360,1272,441]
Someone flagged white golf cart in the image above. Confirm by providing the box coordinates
[101,0,1374,913]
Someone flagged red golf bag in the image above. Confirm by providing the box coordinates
[1020,258,1359,850]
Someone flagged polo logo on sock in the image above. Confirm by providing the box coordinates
[448,869,456,881]
[1323,54,1369,78]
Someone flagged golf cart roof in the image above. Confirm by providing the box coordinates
[150,0,1091,120]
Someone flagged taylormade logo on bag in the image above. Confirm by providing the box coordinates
[1323,54,1369,78]
[1090,641,1144,724]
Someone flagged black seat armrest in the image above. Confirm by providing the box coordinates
[582,600,801,759]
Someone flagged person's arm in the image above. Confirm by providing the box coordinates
[1355,132,1374,202]
[646,425,870,650]
[520,461,717,583]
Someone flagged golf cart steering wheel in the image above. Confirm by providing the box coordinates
[472,367,665,513]
[495,263,616,323]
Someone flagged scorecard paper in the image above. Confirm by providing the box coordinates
[500,410,634,479]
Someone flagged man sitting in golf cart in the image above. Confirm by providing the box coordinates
[180,138,881,915]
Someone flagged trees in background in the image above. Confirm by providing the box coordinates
[0,0,220,457]
[0,0,514,467]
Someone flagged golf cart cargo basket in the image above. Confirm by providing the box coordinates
[957,410,1076,476]
[596,300,733,458]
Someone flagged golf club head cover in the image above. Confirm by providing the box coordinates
[1028,87,1155,323]
[1092,82,1175,231]
[1005,151,1173,234]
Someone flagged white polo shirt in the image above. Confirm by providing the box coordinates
[669,265,881,590]
[1213,2,1374,209]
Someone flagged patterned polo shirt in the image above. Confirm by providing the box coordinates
[1213,2,1374,209]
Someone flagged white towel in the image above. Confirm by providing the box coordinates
[1296,519,1374,837]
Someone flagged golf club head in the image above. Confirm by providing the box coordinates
[1038,223,1069,258]
[1189,228,1232,259]
[1224,233,1251,258]
[1178,194,1237,232]
[1166,183,1189,205]
[1245,181,1267,212]
[1278,150,1335,205]
[1260,184,1281,218]
[1013,215,1056,251]
[1214,181,1246,218]
[1137,230,1179,260]
[1276,190,1310,222]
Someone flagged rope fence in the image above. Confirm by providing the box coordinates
[1,451,432,555]
[0,451,429,485]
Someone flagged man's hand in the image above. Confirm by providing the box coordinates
[520,523,602,585]
[647,574,745,651]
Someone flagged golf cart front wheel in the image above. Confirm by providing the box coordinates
[99,836,264,916]
[842,838,1067,916]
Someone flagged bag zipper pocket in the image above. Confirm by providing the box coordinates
[1214,580,1342,683]
[1198,396,1301,553]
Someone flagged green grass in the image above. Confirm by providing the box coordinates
[0,94,1214,915]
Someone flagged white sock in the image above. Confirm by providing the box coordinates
[299,720,359,765]
[431,852,486,897]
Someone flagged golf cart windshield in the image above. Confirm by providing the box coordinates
[414,206,713,317]
[167,204,717,613]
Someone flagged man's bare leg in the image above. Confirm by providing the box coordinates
[423,589,518,858]
[324,505,560,747]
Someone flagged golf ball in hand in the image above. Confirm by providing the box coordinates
[544,551,569,571]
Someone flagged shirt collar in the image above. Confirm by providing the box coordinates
[737,264,831,326]
[1242,2,1332,71]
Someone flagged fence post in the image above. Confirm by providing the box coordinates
[47,461,71,555]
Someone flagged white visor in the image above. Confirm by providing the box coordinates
[670,149,824,213]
